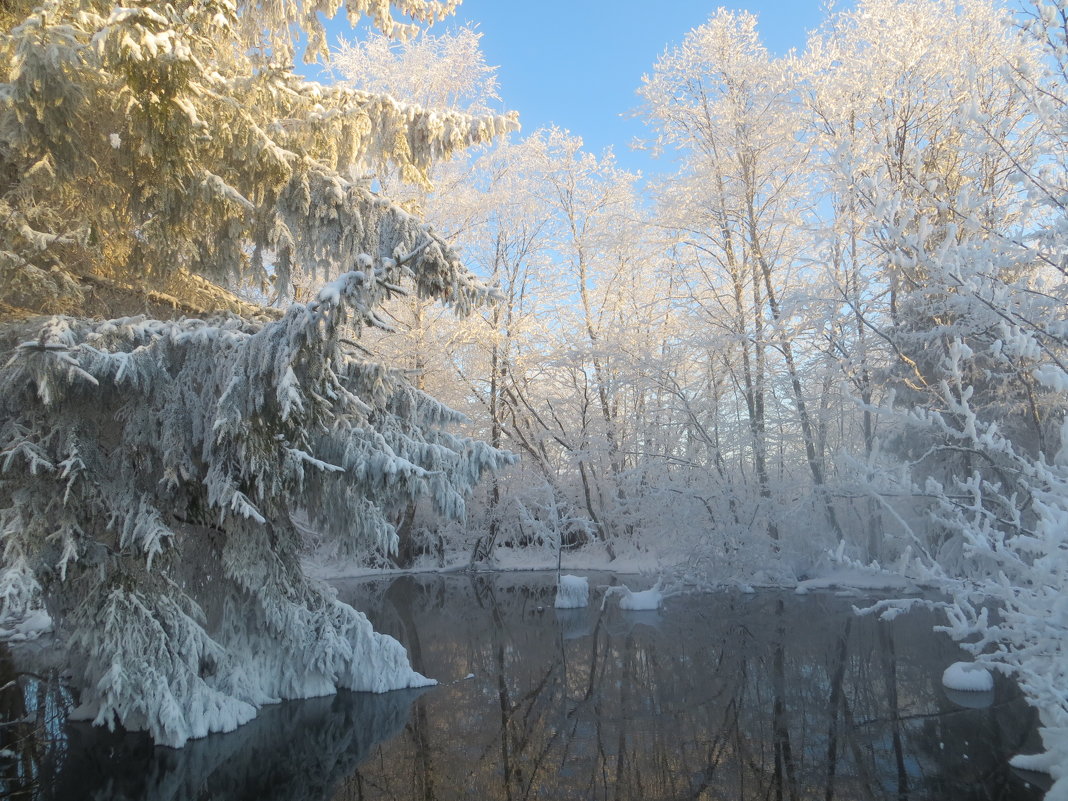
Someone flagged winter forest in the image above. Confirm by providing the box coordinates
[1,0,1067,796]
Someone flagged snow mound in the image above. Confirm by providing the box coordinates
[1010,724,1068,798]
[554,575,589,609]
[941,661,994,692]
[0,608,52,642]
[1010,751,1056,774]
[618,584,663,611]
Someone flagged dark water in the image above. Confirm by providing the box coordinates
[0,572,1046,800]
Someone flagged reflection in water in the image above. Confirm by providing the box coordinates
[338,573,1043,801]
[3,681,425,801]
[1,573,1046,801]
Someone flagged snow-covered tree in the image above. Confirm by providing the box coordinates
[0,0,516,746]
[640,9,847,555]
[324,23,512,564]
[333,23,499,114]
[806,0,1067,784]
[793,0,1046,562]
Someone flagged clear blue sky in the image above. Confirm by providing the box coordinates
[320,2,829,177]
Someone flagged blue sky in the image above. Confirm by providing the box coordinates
[321,2,829,177]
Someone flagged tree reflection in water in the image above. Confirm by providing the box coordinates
[337,573,1043,801]
[1,674,425,801]
[0,572,1046,801]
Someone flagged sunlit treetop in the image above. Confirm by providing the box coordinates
[0,0,518,317]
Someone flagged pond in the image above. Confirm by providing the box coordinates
[0,571,1048,800]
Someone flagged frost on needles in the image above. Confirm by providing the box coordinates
[0,263,512,747]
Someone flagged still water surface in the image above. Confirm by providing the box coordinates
[3,572,1046,800]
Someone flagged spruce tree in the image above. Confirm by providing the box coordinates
[0,0,516,746]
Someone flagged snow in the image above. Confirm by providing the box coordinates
[554,574,589,609]
[303,537,665,580]
[943,686,994,709]
[63,593,436,748]
[941,661,994,692]
[0,608,52,642]
[618,583,663,611]
[1010,723,1068,801]
[1010,752,1057,773]
[794,567,919,594]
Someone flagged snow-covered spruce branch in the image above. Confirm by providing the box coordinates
[0,268,514,747]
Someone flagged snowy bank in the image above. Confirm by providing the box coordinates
[794,567,919,595]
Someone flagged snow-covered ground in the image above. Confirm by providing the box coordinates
[303,540,667,580]
[305,543,929,601]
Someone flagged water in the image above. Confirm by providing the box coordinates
[1,572,1046,800]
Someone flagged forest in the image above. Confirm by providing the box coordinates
[0,0,1065,796]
